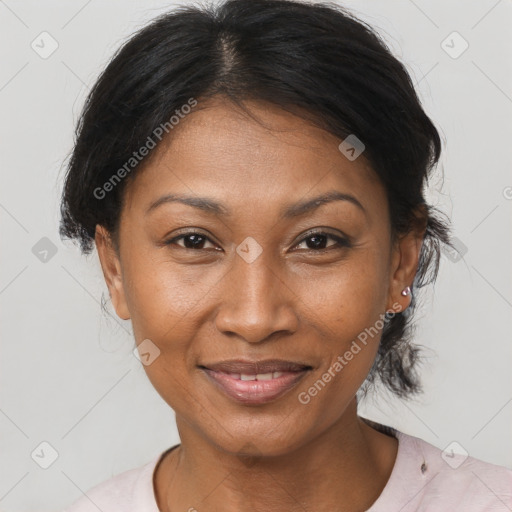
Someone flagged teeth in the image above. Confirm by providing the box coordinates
[234,372,285,380]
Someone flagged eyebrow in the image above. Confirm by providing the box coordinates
[281,190,365,218]
[145,190,365,218]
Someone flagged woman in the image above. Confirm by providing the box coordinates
[60,0,512,510]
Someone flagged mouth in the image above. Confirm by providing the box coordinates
[198,359,312,405]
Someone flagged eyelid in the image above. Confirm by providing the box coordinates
[164,229,219,249]
[164,228,351,252]
[295,227,350,243]
[292,229,351,251]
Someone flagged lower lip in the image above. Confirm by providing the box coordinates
[201,368,309,405]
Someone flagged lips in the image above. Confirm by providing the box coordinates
[199,359,312,405]
[202,359,311,375]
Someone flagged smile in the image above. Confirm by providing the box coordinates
[199,360,312,405]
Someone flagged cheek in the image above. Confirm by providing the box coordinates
[121,253,217,408]
[122,249,226,341]
[300,248,389,336]
[294,247,390,392]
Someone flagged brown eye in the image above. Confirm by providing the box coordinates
[294,231,351,252]
[165,232,218,250]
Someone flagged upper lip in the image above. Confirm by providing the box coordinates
[200,359,312,374]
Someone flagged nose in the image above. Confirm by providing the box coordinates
[214,249,299,344]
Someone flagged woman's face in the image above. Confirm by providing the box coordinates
[97,97,419,456]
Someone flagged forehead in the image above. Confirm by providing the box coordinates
[122,97,384,216]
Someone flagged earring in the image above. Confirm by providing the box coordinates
[401,286,411,296]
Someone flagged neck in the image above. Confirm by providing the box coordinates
[155,400,398,512]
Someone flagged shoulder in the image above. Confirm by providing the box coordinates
[62,455,161,512]
[398,431,512,511]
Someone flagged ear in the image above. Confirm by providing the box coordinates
[95,225,131,320]
[386,208,427,313]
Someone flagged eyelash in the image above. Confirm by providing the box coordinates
[163,230,351,253]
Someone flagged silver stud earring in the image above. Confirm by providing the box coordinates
[401,286,411,296]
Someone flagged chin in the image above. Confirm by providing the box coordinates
[204,417,311,459]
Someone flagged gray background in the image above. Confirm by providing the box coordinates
[0,0,511,510]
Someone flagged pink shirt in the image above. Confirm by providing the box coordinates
[63,429,512,511]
